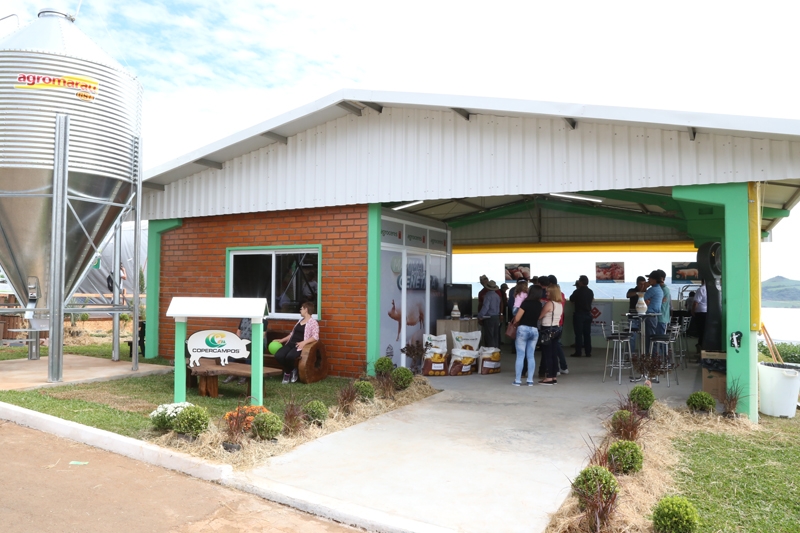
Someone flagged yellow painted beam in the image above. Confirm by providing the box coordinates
[453,241,697,254]
[748,182,762,331]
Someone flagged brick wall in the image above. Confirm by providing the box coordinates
[158,205,369,377]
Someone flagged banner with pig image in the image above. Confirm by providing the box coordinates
[672,262,700,283]
[595,262,625,283]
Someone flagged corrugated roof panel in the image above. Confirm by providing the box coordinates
[452,209,682,245]
[143,106,800,221]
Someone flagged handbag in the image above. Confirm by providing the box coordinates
[540,303,562,345]
[505,321,517,339]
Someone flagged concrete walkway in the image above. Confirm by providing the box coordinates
[0,353,172,390]
[0,348,702,532]
[236,347,702,533]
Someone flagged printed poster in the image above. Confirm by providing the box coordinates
[504,263,531,283]
[595,262,625,283]
[590,302,613,337]
[672,262,700,283]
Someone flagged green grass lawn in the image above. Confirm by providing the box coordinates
[0,373,349,438]
[0,343,172,365]
[674,414,800,533]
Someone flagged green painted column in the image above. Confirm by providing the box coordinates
[173,319,187,403]
[366,204,382,376]
[145,219,183,359]
[673,183,757,420]
[250,321,264,405]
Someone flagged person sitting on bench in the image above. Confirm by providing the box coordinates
[275,302,319,384]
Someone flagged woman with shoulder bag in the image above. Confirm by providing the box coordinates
[510,286,543,386]
[538,285,563,385]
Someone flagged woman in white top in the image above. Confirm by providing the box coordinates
[538,284,564,385]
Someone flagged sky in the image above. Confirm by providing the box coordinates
[3,0,800,282]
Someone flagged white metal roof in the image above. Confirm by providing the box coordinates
[142,89,800,236]
[145,88,800,187]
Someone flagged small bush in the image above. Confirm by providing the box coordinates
[303,400,329,425]
[223,404,269,432]
[610,406,647,441]
[374,356,394,376]
[391,367,414,390]
[608,440,643,474]
[687,391,716,412]
[375,373,396,399]
[337,381,358,415]
[282,395,306,436]
[611,409,631,426]
[572,465,619,508]
[149,402,193,430]
[353,380,374,401]
[572,465,619,531]
[252,412,283,440]
[721,378,744,417]
[629,385,656,411]
[173,405,210,437]
[652,496,700,533]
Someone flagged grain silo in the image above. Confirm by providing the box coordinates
[0,8,143,379]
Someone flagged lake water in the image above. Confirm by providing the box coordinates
[759,307,800,343]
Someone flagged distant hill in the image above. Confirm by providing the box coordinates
[762,276,800,308]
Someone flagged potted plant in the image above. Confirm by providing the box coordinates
[400,340,432,375]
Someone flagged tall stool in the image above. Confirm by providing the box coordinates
[648,324,681,387]
[602,322,633,384]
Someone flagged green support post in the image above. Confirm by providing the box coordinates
[145,219,182,359]
[173,319,187,403]
[673,183,757,421]
[251,321,264,405]
[366,204,381,376]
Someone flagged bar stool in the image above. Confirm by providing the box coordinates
[648,324,681,386]
[602,322,633,384]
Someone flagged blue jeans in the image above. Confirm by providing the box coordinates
[644,316,658,355]
[515,325,539,383]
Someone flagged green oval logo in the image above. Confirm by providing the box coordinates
[205,333,226,348]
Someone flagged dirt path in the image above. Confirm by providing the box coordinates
[0,421,358,533]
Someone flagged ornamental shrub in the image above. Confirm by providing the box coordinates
[374,356,394,376]
[252,412,283,440]
[149,402,193,430]
[303,400,329,425]
[572,465,619,509]
[173,405,210,437]
[608,440,644,474]
[391,367,414,390]
[354,380,375,400]
[629,385,656,411]
[611,409,632,426]
[652,496,700,533]
[686,391,716,412]
[223,405,269,432]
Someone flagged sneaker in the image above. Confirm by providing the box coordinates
[557,371,561,376]
[560,369,569,375]
[291,368,299,383]
[282,372,291,385]
[569,353,582,358]
[585,353,592,357]
[527,381,535,386]
[237,377,248,385]
[222,375,236,384]
[512,381,521,386]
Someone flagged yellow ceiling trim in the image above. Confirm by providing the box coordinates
[452,241,698,254]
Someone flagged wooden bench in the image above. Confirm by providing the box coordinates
[189,359,283,398]
[263,339,329,384]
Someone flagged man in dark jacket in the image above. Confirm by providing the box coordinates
[569,275,594,357]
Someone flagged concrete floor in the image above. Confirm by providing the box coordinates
[0,354,172,390]
[0,345,702,532]
[239,345,702,533]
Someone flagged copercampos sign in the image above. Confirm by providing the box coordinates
[187,330,250,366]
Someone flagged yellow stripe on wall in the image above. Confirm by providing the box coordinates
[453,241,697,254]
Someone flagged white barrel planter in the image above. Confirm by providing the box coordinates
[758,362,800,418]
